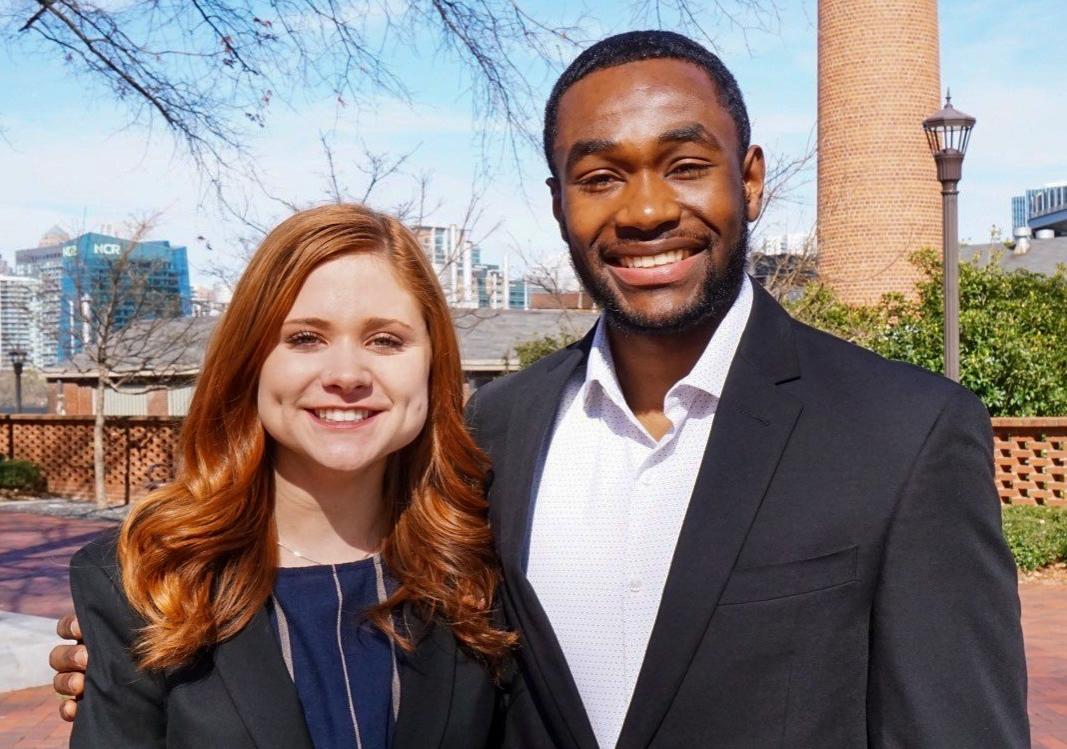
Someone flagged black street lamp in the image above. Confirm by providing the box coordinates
[923,91,976,383]
[8,348,27,413]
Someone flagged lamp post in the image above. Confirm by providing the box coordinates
[923,92,976,383]
[7,348,27,413]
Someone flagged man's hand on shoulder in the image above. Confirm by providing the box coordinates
[50,613,87,722]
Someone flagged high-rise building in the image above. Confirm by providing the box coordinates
[817,0,942,303]
[1018,182,1067,236]
[16,231,192,365]
[412,224,525,309]
[1011,195,1029,234]
[0,275,43,367]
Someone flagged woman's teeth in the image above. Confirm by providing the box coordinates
[618,249,694,268]
[315,408,371,423]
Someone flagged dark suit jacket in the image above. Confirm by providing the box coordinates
[466,282,1029,748]
[69,531,511,748]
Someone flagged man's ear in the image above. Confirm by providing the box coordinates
[547,176,569,243]
[741,145,766,223]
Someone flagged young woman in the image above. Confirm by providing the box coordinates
[68,203,518,748]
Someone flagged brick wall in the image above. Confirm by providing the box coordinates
[0,415,181,505]
[1,415,1061,507]
[817,0,943,304]
[992,418,1067,506]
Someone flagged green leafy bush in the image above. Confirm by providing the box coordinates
[514,332,579,370]
[1001,506,1067,572]
[786,249,1067,416]
[0,459,46,492]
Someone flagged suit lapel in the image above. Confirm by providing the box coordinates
[392,617,456,749]
[214,607,315,749]
[490,338,600,749]
[616,285,803,749]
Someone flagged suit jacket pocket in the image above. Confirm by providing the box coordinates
[719,545,859,605]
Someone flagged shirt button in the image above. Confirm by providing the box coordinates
[639,474,651,485]
[629,578,643,592]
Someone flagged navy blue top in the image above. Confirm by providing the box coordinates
[270,558,395,749]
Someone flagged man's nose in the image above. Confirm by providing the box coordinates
[615,173,681,234]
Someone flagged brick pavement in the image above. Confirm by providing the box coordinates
[1024,582,1067,749]
[0,512,117,620]
[0,509,1064,747]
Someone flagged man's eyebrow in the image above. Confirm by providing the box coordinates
[564,138,618,173]
[658,123,723,150]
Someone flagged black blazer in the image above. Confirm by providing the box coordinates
[69,531,513,749]
[466,281,1029,748]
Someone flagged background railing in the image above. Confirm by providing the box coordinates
[2,415,1064,507]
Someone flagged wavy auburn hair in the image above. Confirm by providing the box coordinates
[118,203,516,671]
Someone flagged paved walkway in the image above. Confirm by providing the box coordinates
[0,509,1064,747]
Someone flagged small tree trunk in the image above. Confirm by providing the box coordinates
[93,379,108,508]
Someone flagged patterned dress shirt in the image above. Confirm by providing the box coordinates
[526,277,754,749]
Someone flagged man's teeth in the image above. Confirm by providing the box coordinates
[315,408,371,423]
[619,249,694,269]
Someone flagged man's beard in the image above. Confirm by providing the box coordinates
[568,221,748,336]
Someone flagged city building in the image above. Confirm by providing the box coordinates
[413,223,525,310]
[0,275,43,367]
[1012,182,1067,236]
[191,283,232,316]
[15,230,192,366]
[1012,195,1029,233]
[757,232,811,256]
[817,0,942,303]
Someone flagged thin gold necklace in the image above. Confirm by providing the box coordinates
[275,542,328,567]
[276,541,373,566]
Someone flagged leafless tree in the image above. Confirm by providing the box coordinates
[4,0,779,183]
[55,216,208,507]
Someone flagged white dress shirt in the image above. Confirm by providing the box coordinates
[525,277,754,749]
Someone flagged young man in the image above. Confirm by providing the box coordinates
[53,31,1028,748]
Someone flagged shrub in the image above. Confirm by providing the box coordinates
[0,459,46,492]
[514,332,579,369]
[786,249,1067,416]
[1001,505,1067,572]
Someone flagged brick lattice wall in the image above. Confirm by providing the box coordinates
[817,0,943,304]
[0,415,1062,506]
[0,415,181,505]
[992,418,1067,507]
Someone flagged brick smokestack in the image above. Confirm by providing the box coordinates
[817,0,942,304]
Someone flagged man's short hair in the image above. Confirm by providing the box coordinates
[543,30,751,175]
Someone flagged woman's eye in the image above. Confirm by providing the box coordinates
[285,330,322,347]
[368,334,404,350]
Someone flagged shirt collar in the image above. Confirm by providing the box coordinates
[584,274,754,406]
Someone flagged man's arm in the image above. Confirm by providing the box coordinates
[867,388,1029,747]
[67,542,167,746]
[50,613,86,720]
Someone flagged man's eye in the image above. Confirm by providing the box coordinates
[577,173,618,192]
[671,162,711,178]
[285,330,322,347]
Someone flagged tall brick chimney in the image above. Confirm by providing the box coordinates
[817,0,942,304]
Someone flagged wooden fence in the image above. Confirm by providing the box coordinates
[1,415,1064,507]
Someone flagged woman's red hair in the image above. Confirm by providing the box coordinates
[118,203,516,670]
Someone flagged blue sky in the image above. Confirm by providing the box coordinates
[1,0,1063,284]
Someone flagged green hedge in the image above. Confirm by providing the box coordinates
[1002,505,1067,572]
[0,459,46,492]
